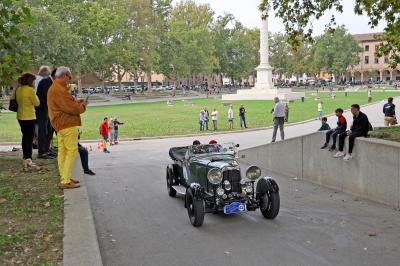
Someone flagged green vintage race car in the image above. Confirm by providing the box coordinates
[166,143,280,227]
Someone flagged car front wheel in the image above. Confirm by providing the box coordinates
[260,191,280,219]
[185,188,204,227]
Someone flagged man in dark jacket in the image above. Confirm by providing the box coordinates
[335,104,370,161]
[321,108,347,151]
[383,97,396,126]
[36,69,55,159]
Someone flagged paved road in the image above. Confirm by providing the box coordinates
[85,99,400,266]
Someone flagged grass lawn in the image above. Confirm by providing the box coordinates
[0,153,63,265]
[370,127,400,142]
[1,91,399,142]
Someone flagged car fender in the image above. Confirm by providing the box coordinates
[256,177,280,199]
[185,183,201,208]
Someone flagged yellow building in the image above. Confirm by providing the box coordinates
[347,33,400,82]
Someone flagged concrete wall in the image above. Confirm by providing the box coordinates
[239,132,400,209]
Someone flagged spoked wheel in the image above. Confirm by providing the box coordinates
[260,191,280,219]
[186,189,205,227]
[166,167,176,197]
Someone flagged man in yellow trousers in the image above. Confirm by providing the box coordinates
[48,67,87,189]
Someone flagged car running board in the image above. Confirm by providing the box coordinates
[172,185,186,195]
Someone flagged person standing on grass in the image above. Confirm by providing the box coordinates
[14,73,41,171]
[284,103,289,122]
[239,104,247,128]
[48,67,87,189]
[35,66,51,92]
[113,117,124,144]
[100,117,111,153]
[368,90,372,103]
[383,97,396,126]
[318,101,324,120]
[199,110,205,131]
[228,104,234,129]
[211,108,218,131]
[109,117,115,145]
[271,97,285,142]
[334,104,370,161]
[36,68,56,159]
[203,107,209,130]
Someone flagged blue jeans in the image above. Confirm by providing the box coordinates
[114,129,119,141]
[199,121,204,131]
[239,115,247,128]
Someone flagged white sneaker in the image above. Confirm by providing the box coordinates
[333,151,345,158]
[343,154,353,161]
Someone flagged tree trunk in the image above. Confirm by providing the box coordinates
[147,70,152,89]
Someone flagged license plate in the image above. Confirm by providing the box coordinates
[223,202,247,214]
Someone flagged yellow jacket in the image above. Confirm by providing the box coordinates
[15,85,40,120]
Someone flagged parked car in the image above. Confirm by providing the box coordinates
[166,143,280,227]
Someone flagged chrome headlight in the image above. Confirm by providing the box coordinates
[216,187,225,196]
[207,168,223,185]
[223,180,231,191]
[246,166,261,180]
[241,182,253,193]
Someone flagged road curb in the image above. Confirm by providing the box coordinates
[63,161,103,266]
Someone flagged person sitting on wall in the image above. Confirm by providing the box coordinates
[78,129,96,175]
[321,108,347,151]
[318,117,331,131]
[334,104,370,161]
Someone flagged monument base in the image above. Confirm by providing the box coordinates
[222,89,305,101]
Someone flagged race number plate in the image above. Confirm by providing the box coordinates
[223,202,247,214]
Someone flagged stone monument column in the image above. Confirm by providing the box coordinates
[254,15,274,91]
[221,5,305,101]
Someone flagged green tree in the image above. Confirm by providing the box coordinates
[0,1,35,90]
[20,8,81,69]
[212,14,260,84]
[311,26,361,81]
[269,33,291,78]
[260,0,400,67]
[167,1,216,87]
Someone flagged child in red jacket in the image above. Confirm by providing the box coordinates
[100,117,110,153]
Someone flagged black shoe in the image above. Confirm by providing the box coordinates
[103,149,110,153]
[321,144,328,149]
[48,150,57,156]
[38,153,55,159]
[328,146,336,151]
[84,170,96,176]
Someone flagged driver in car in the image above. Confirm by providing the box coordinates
[183,140,201,180]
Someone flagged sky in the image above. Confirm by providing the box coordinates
[172,0,386,35]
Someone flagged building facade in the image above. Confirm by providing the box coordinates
[347,33,400,82]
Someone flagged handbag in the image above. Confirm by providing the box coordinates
[8,88,18,112]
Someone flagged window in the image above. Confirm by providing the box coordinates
[365,45,369,52]
[374,57,379,64]
[384,57,389,64]
[365,56,369,64]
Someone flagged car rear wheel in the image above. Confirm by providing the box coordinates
[166,167,176,197]
[260,191,280,219]
[186,189,204,227]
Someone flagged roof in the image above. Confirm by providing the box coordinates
[353,33,384,42]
